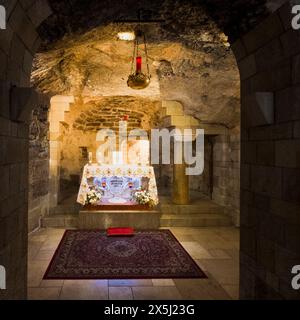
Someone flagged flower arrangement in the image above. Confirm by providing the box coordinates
[86,189,102,206]
[133,190,158,207]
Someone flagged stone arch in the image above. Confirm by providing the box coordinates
[231,4,300,299]
[0,0,299,300]
[0,0,52,300]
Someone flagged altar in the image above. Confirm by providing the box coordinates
[77,164,159,208]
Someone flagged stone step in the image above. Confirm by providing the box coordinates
[49,205,81,215]
[79,210,161,229]
[42,212,231,228]
[41,214,79,228]
[159,203,224,215]
[160,213,231,227]
[44,200,230,228]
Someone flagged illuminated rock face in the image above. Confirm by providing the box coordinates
[32,34,239,127]
[31,0,248,129]
[32,0,281,128]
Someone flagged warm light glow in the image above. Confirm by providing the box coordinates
[136,56,142,73]
[113,151,123,165]
[117,32,135,41]
[138,140,150,165]
[88,152,93,164]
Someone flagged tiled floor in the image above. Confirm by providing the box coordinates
[28,227,240,300]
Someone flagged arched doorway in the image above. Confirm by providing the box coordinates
[0,0,299,300]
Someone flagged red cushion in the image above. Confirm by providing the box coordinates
[107,227,134,236]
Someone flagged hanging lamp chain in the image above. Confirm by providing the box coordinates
[130,38,137,75]
[127,28,151,90]
[130,30,150,77]
[143,33,150,78]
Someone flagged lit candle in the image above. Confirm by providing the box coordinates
[136,56,142,73]
[88,152,92,164]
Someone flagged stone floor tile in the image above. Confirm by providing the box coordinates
[60,280,108,300]
[132,287,182,300]
[173,279,214,300]
[39,280,64,287]
[208,249,232,259]
[109,287,133,300]
[108,279,153,287]
[198,259,239,285]
[222,284,239,300]
[152,279,175,286]
[28,287,61,300]
[34,249,55,261]
[180,242,213,259]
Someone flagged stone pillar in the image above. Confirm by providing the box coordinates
[172,127,190,204]
[49,95,74,208]
[172,162,189,204]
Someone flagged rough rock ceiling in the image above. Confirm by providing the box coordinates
[38,0,270,45]
[32,0,277,128]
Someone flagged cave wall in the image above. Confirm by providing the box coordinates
[28,102,50,232]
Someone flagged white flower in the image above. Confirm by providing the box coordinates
[86,189,102,205]
[133,190,158,207]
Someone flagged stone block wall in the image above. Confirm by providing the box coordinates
[212,128,241,226]
[232,1,300,299]
[189,137,212,198]
[0,0,51,300]
[28,100,49,232]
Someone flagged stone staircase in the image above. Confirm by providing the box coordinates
[42,203,80,228]
[159,198,231,227]
[41,197,232,228]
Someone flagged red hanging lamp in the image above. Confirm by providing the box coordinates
[127,30,151,90]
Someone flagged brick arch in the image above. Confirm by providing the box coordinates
[1,0,51,86]
[0,0,299,301]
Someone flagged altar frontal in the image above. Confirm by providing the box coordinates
[77,164,158,208]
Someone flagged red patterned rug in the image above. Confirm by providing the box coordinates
[44,230,206,279]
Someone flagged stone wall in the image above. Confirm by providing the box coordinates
[189,137,212,198]
[28,101,49,232]
[0,0,51,300]
[232,1,300,299]
[212,128,241,226]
